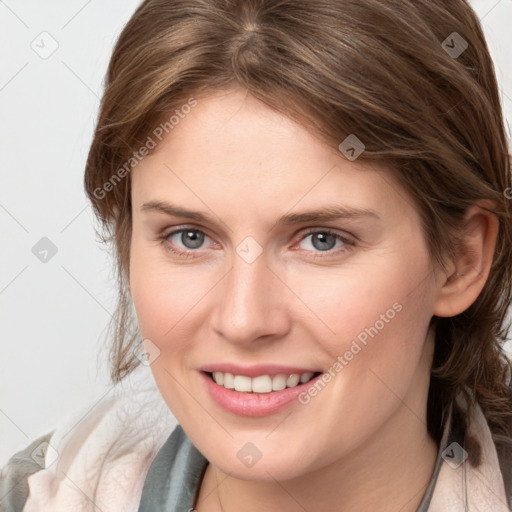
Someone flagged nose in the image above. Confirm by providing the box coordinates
[211,249,291,345]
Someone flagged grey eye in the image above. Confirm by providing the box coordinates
[300,232,343,252]
[311,233,337,251]
[172,229,205,249]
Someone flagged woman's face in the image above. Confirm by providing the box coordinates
[129,86,440,481]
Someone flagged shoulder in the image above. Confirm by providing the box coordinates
[0,431,55,512]
[428,390,512,511]
[1,366,178,512]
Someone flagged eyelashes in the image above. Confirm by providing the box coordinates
[158,226,355,260]
[158,228,211,259]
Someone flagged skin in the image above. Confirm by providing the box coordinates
[128,85,497,512]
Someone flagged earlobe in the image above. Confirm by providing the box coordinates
[433,201,498,318]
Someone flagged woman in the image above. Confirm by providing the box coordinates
[2,0,511,510]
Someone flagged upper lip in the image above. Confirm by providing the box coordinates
[200,363,322,378]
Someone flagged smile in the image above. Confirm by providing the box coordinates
[208,371,321,393]
[200,370,325,417]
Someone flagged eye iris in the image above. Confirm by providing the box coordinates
[181,230,204,249]
[312,232,337,251]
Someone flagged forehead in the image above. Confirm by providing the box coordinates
[131,88,411,222]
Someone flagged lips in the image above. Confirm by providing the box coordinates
[200,370,325,416]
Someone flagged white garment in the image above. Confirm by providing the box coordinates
[429,397,509,511]
[24,366,177,512]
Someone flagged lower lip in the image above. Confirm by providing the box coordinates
[200,371,323,417]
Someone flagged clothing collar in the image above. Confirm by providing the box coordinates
[426,395,510,511]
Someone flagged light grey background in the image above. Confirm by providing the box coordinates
[1,0,511,466]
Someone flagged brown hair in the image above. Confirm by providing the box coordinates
[84,0,512,466]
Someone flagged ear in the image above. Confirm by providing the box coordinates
[433,201,498,317]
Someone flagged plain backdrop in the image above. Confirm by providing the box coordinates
[1,0,511,467]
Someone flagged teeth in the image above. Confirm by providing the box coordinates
[222,372,234,389]
[214,371,224,386]
[300,372,314,383]
[233,375,252,392]
[286,374,300,387]
[272,374,287,391]
[211,371,318,393]
[252,375,272,393]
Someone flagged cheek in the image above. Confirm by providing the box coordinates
[290,247,435,394]
[128,241,212,417]
[280,251,435,457]
[129,237,211,341]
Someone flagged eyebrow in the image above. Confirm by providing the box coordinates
[140,200,380,225]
